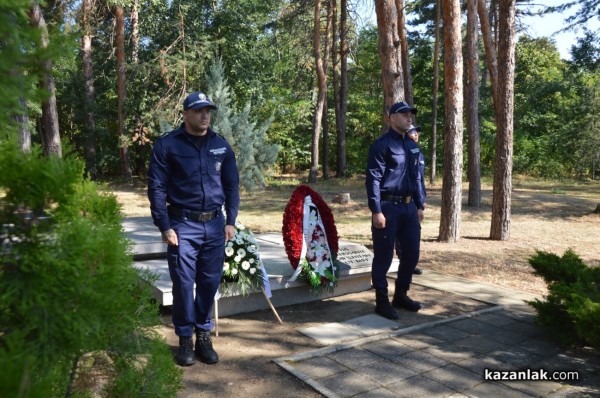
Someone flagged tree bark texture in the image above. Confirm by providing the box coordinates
[430,0,442,185]
[115,6,132,178]
[438,0,464,243]
[29,2,61,157]
[490,0,516,241]
[81,0,97,177]
[337,0,348,178]
[466,0,481,207]
[375,0,404,127]
[478,0,499,114]
[333,0,348,178]
[396,0,414,122]
[309,0,327,183]
[322,0,332,180]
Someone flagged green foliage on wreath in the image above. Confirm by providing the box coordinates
[527,249,600,348]
[297,257,340,297]
[0,141,182,397]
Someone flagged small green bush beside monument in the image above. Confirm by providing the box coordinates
[528,249,600,348]
[0,141,182,397]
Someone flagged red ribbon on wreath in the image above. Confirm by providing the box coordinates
[282,185,339,270]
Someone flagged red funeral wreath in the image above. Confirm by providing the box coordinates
[282,185,339,270]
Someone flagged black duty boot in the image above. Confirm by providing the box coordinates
[176,336,196,366]
[374,288,399,320]
[412,267,423,275]
[195,330,219,364]
[392,286,422,312]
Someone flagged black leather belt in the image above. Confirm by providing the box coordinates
[167,206,218,222]
[381,194,412,204]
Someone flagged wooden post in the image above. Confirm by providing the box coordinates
[262,288,283,324]
[214,298,219,336]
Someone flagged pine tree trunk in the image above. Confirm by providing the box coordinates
[81,0,96,177]
[438,0,464,243]
[375,0,404,125]
[322,1,332,180]
[396,0,414,117]
[115,6,132,179]
[466,0,481,207]
[336,0,348,177]
[478,0,499,114]
[490,0,516,241]
[309,0,327,183]
[29,2,61,157]
[430,0,441,185]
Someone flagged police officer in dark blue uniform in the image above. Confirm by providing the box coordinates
[366,101,426,320]
[148,91,240,366]
[400,125,427,275]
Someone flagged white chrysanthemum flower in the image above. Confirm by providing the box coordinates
[241,261,250,270]
[232,268,238,275]
[225,247,234,257]
[227,241,234,248]
[247,245,256,253]
[223,263,229,271]
[249,258,255,264]
[237,248,246,258]
[249,267,256,274]
[234,256,241,263]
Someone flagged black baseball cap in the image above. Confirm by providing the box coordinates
[183,91,217,111]
[389,101,417,115]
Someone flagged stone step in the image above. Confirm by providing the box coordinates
[124,217,398,317]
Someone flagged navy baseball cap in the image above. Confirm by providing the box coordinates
[408,125,422,133]
[389,101,417,115]
[183,91,217,111]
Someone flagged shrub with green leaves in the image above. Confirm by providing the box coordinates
[0,141,182,397]
[528,249,600,348]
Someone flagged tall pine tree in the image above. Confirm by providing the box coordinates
[206,59,280,191]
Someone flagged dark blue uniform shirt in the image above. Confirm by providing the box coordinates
[366,128,425,213]
[147,124,240,232]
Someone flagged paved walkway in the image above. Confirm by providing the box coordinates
[274,271,600,397]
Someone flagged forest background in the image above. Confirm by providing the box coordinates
[3,0,599,184]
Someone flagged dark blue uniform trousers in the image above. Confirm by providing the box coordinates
[371,201,420,290]
[167,213,225,337]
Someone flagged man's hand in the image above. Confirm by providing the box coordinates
[225,224,235,241]
[417,209,424,223]
[161,229,178,246]
[372,212,386,229]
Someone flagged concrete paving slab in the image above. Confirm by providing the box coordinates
[423,363,482,393]
[318,371,381,398]
[299,323,364,345]
[342,314,399,336]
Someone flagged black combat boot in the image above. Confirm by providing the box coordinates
[176,336,196,366]
[195,330,219,364]
[392,285,422,312]
[374,288,399,320]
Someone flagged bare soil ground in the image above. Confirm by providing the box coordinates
[107,175,599,397]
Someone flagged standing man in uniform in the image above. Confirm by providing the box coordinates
[148,91,240,366]
[365,101,426,320]
[398,125,427,275]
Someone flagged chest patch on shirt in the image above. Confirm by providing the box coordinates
[210,147,227,155]
[411,148,420,154]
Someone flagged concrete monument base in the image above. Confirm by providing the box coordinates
[123,217,398,317]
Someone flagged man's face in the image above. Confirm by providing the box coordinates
[408,130,419,143]
[390,111,413,133]
[183,107,212,135]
